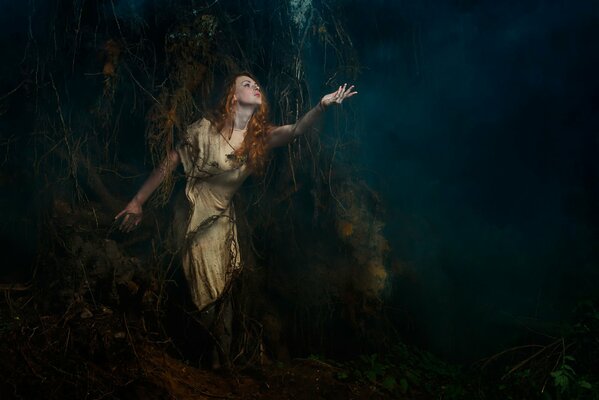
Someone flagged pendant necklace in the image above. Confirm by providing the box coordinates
[221,127,248,165]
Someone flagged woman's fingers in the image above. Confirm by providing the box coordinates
[119,213,130,231]
[342,85,356,96]
[336,84,349,103]
[322,83,357,106]
[117,212,142,232]
[122,214,134,232]
[335,84,357,103]
[345,89,358,98]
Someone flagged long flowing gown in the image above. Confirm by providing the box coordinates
[176,118,251,311]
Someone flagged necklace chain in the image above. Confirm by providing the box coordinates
[220,128,245,151]
[221,128,247,165]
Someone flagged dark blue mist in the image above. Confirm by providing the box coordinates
[339,0,599,360]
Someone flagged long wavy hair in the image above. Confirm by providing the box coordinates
[208,71,272,174]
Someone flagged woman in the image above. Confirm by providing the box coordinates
[115,72,357,367]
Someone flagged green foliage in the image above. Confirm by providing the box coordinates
[546,355,597,399]
[334,343,470,398]
[336,370,349,380]
[488,299,599,400]
[550,357,576,393]
[332,299,599,399]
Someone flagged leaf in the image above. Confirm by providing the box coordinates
[561,365,576,375]
[578,380,593,390]
[366,370,377,382]
[552,371,570,392]
[372,363,384,376]
[382,376,397,391]
[336,371,349,380]
[405,369,421,386]
[399,378,409,394]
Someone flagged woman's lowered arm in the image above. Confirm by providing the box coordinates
[267,83,357,149]
[115,149,181,232]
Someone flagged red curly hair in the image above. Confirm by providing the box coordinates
[209,72,273,174]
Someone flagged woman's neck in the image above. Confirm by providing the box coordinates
[233,104,256,130]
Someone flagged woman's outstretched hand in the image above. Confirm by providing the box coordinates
[115,199,143,232]
[320,83,358,108]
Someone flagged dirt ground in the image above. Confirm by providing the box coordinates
[0,335,396,399]
[0,294,400,400]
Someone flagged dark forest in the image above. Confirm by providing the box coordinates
[0,0,598,399]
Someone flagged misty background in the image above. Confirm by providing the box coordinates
[337,0,599,360]
[1,0,598,363]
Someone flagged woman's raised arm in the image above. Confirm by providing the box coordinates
[115,149,181,232]
[267,83,357,149]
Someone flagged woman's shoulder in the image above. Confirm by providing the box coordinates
[188,117,210,128]
[186,117,216,134]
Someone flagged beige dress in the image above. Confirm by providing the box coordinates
[177,118,251,311]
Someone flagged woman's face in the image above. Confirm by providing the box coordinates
[234,75,262,107]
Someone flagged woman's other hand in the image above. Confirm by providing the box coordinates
[115,199,143,232]
[320,83,358,108]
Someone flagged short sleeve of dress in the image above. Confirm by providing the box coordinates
[177,118,210,179]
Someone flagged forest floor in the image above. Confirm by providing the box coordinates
[0,339,413,400]
[3,268,597,400]
[0,292,425,400]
